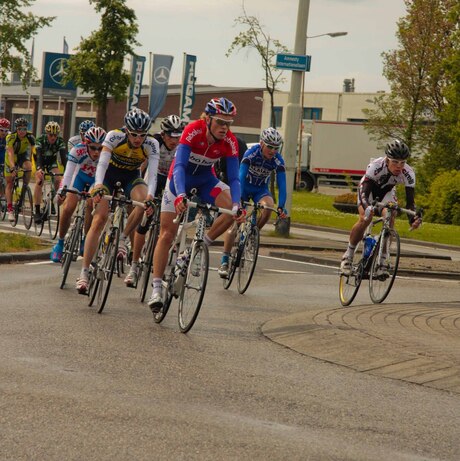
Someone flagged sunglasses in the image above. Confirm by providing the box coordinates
[211,117,233,127]
[389,159,406,166]
[128,130,148,139]
[0,128,8,134]
[88,145,103,152]
[264,144,279,150]
[17,127,27,132]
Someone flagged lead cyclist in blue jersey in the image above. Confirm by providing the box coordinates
[218,127,288,277]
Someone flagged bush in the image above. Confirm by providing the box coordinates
[422,170,460,224]
[333,192,357,204]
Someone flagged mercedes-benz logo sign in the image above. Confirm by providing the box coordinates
[49,58,68,86]
[153,66,170,85]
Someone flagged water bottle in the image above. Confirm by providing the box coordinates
[363,236,376,258]
[176,249,190,276]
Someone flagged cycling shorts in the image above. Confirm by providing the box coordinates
[161,175,229,213]
[102,164,146,196]
[71,170,95,193]
[241,184,272,205]
[4,152,31,178]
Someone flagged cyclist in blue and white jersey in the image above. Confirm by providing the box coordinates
[218,127,288,277]
[147,97,244,311]
[50,126,106,263]
[340,139,422,275]
[68,120,96,152]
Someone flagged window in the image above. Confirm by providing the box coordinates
[302,107,322,120]
[273,107,283,127]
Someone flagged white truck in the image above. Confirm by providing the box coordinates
[297,121,384,191]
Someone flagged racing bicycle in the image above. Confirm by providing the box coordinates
[10,167,33,229]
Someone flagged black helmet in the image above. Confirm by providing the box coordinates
[160,115,183,137]
[385,139,410,160]
[14,117,28,129]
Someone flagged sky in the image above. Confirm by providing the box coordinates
[27,0,408,94]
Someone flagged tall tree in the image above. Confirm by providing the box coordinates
[364,0,457,157]
[226,4,288,128]
[64,0,139,129]
[0,0,54,85]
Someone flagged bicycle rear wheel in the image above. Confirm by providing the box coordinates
[47,191,60,240]
[34,195,46,236]
[178,241,209,333]
[0,196,6,221]
[88,231,108,306]
[223,227,240,290]
[153,271,175,324]
[369,229,400,304]
[96,227,120,313]
[237,226,260,294]
[139,222,159,302]
[60,217,82,289]
[21,185,33,230]
[339,242,364,306]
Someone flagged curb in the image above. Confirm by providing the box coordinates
[0,248,52,264]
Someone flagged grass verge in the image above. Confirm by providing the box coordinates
[0,233,45,253]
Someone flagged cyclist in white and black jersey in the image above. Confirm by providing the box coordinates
[340,139,422,274]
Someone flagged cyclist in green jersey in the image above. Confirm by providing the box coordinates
[4,118,35,222]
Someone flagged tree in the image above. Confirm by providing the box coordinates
[0,0,54,86]
[226,4,288,128]
[64,0,139,129]
[364,0,457,157]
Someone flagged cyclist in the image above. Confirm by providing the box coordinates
[0,118,11,199]
[50,126,107,263]
[34,121,67,224]
[218,127,288,277]
[340,139,422,275]
[76,108,160,294]
[4,118,35,222]
[68,120,96,151]
[128,115,186,288]
[147,97,243,311]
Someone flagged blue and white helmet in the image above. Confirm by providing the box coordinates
[124,108,152,132]
[260,127,283,147]
[205,97,237,116]
[84,126,106,144]
[79,120,96,133]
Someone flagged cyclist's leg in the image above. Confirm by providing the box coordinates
[126,180,148,263]
[4,162,14,216]
[58,192,79,240]
[255,189,274,229]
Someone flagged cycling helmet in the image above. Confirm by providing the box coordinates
[45,121,61,135]
[79,119,96,133]
[160,115,183,137]
[0,118,11,130]
[204,97,237,116]
[84,126,106,144]
[260,127,283,147]
[124,108,152,132]
[14,117,28,129]
[385,139,410,160]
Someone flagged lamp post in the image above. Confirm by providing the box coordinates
[296,31,348,189]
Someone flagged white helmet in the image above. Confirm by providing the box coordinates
[260,127,283,147]
[160,115,183,137]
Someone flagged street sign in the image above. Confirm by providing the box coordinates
[42,52,76,98]
[276,53,311,72]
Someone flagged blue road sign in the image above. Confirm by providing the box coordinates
[276,53,311,72]
[42,52,76,97]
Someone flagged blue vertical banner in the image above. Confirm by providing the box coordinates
[42,52,76,97]
[128,55,146,110]
[148,54,174,120]
[179,54,197,123]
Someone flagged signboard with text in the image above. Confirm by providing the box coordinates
[42,52,76,98]
[275,53,311,72]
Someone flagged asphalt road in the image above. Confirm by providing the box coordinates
[0,250,459,460]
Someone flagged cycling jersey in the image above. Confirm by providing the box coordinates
[4,131,35,175]
[240,144,287,208]
[35,134,67,170]
[358,156,416,211]
[61,143,98,192]
[68,134,82,152]
[153,133,177,177]
[97,128,160,197]
[169,119,240,204]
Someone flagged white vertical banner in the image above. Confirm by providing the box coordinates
[179,54,197,123]
[128,55,146,111]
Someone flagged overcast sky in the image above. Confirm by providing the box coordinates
[27,0,407,94]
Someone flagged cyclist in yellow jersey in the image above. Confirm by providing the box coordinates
[76,108,160,294]
[4,118,35,222]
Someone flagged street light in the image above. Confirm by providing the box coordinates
[296,31,348,189]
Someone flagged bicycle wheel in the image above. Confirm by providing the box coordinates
[178,241,209,333]
[338,242,364,306]
[60,217,82,289]
[47,191,60,240]
[369,229,400,304]
[237,226,260,294]
[0,196,6,221]
[139,222,159,302]
[95,227,120,313]
[153,270,175,324]
[34,193,46,236]
[21,185,33,230]
[223,226,240,290]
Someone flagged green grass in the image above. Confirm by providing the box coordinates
[291,191,460,247]
[0,233,45,252]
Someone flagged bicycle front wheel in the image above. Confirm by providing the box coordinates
[139,222,159,303]
[96,227,120,313]
[178,241,209,333]
[339,241,364,307]
[47,192,60,240]
[21,185,33,230]
[60,217,82,289]
[237,226,260,294]
[223,228,240,290]
[369,229,400,304]
[0,196,7,221]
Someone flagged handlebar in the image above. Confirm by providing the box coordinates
[373,201,419,218]
[173,199,234,224]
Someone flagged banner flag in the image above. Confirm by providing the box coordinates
[148,54,174,120]
[128,55,146,110]
[63,37,69,54]
[179,54,197,123]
